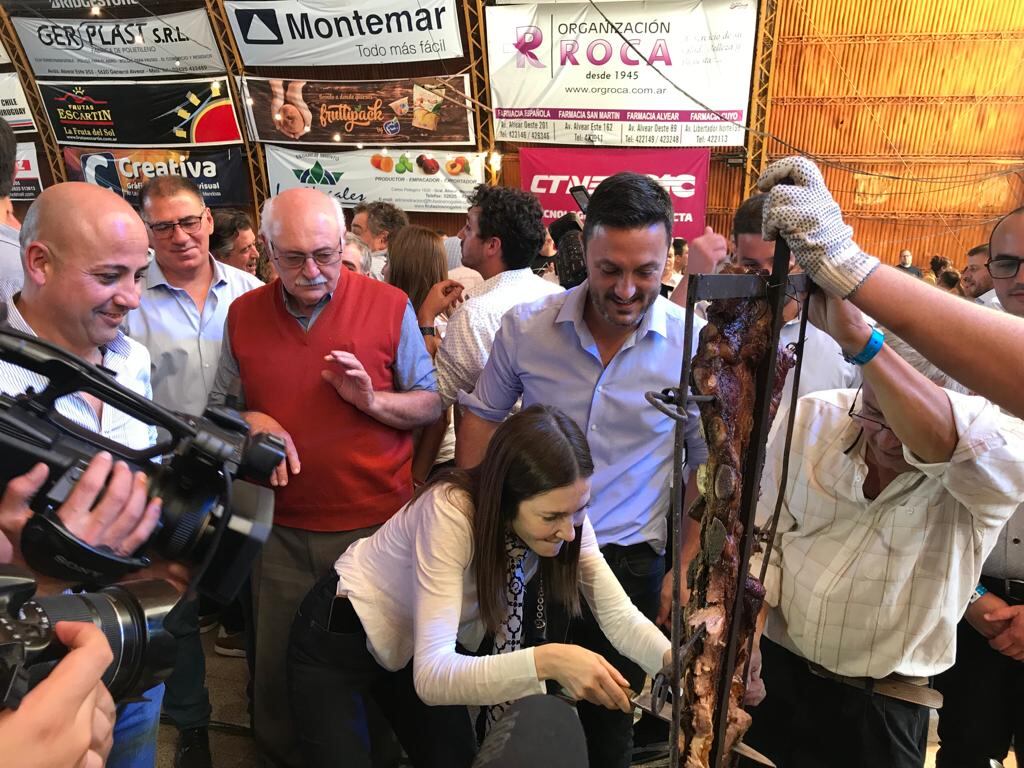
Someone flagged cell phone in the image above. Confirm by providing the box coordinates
[569,185,590,213]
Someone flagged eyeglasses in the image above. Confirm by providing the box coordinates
[847,385,891,432]
[986,256,1023,280]
[268,240,343,270]
[146,209,207,239]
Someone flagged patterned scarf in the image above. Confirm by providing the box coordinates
[484,530,529,730]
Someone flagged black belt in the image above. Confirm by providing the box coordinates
[980,574,1024,605]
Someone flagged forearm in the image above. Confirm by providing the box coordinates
[412,409,450,483]
[852,266,1024,418]
[366,390,443,430]
[455,410,501,468]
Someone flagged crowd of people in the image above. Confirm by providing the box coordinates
[0,117,1023,768]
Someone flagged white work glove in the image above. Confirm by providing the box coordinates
[757,156,880,298]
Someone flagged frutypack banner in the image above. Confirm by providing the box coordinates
[38,79,242,146]
[225,0,462,67]
[239,75,474,146]
[265,145,484,213]
[63,146,250,207]
[12,143,43,201]
[0,73,37,133]
[486,0,756,147]
[12,10,225,78]
[518,146,710,241]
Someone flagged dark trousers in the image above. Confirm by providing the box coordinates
[934,610,1024,766]
[287,573,477,768]
[546,542,664,768]
[162,598,213,731]
[740,638,929,768]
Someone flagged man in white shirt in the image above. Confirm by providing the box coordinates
[125,175,262,768]
[961,242,1003,311]
[0,120,21,287]
[350,200,408,280]
[742,291,1024,768]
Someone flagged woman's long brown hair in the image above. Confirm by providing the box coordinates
[414,405,594,633]
[385,225,447,313]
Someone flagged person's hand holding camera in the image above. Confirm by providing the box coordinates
[0,621,116,768]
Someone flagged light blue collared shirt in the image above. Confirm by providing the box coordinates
[124,256,262,416]
[459,283,708,552]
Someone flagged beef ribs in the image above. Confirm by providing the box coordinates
[680,267,793,768]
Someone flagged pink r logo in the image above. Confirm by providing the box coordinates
[514,26,544,68]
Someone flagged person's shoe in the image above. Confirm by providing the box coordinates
[175,726,213,768]
[198,613,219,634]
[214,626,247,658]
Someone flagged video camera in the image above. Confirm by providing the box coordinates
[0,317,283,604]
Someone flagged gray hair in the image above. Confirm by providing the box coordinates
[259,191,347,244]
[343,233,373,274]
[18,198,42,254]
[884,330,970,394]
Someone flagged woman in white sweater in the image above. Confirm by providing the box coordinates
[287,405,672,767]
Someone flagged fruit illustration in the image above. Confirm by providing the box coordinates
[394,155,414,174]
[416,154,440,175]
[379,155,394,173]
[444,156,472,176]
[370,153,384,170]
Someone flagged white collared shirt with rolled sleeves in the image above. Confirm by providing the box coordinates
[753,388,1024,680]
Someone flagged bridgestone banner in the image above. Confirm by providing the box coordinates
[486,0,756,147]
[38,79,242,147]
[12,10,225,78]
[12,143,43,201]
[0,73,36,133]
[226,0,463,67]
[265,144,484,213]
[63,146,251,207]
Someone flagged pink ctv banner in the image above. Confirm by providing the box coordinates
[519,146,711,242]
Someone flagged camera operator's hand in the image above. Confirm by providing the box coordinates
[0,454,162,583]
[242,411,300,487]
[0,621,116,768]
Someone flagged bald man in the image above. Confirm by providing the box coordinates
[0,182,168,767]
[209,188,441,767]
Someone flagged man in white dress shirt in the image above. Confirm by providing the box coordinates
[961,242,1003,311]
[741,290,1024,768]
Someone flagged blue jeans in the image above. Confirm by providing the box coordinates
[106,684,165,768]
[162,598,213,731]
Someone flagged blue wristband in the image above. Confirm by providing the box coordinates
[970,584,988,604]
[844,327,884,366]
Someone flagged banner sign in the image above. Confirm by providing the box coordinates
[63,146,251,207]
[486,0,756,147]
[225,0,462,67]
[38,79,242,146]
[0,40,10,65]
[239,75,474,146]
[0,74,37,133]
[518,147,710,241]
[12,10,225,78]
[265,144,484,213]
[12,143,43,201]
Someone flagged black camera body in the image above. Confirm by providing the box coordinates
[0,316,283,603]
[0,565,180,708]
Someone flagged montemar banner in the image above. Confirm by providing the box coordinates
[265,144,484,213]
[518,146,710,241]
[64,146,250,207]
[12,143,43,201]
[12,10,225,78]
[486,0,756,147]
[226,0,462,67]
[0,73,36,133]
[239,75,474,146]
[38,79,242,146]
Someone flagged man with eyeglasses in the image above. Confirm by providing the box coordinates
[739,287,1024,768]
[209,187,441,768]
[125,175,262,768]
[960,243,1002,311]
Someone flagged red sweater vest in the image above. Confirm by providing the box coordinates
[228,273,413,531]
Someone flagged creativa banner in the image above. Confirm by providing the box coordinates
[12,10,225,78]
[486,0,756,147]
[239,75,474,146]
[518,146,710,241]
[225,0,463,67]
[38,79,242,146]
[265,144,484,213]
[0,73,37,133]
[12,143,43,201]
[63,146,251,207]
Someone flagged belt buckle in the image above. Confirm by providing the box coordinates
[1005,579,1024,604]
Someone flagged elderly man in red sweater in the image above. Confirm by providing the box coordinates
[209,188,442,768]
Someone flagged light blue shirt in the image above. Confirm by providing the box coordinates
[124,256,262,416]
[459,284,709,552]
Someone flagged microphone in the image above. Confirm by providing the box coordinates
[471,695,587,768]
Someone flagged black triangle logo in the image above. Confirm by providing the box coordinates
[237,8,283,45]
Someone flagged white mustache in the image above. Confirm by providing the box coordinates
[295,277,328,287]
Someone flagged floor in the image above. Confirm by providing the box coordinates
[156,635,1018,767]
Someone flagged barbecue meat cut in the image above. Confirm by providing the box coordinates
[680,266,794,768]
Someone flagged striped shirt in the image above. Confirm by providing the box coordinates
[754,388,1024,679]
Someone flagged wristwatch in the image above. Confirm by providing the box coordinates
[419,326,436,337]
